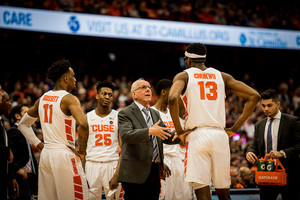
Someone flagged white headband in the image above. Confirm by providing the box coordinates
[185,51,206,58]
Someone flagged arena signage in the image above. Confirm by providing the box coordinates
[1,6,300,50]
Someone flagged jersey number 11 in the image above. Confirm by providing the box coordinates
[43,104,53,124]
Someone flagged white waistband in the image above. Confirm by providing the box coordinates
[44,143,74,150]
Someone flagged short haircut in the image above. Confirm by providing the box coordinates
[96,80,115,93]
[186,43,207,63]
[261,89,279,102]
[46,59,71,83]
[156,79,172,96]
[131,78,145,93]
[10,104,26,122]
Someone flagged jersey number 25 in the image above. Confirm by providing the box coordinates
[95,134,112,146]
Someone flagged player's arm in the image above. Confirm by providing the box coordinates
[222,72,261,137]
[169,72,196,137]
[109,130,122,190]
[169,72,186,135]
[82,114,89,170]
[178,97,186,120]
[18,98,44,150]
[65,95,89,158]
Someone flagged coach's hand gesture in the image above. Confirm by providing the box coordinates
[149,120,171,140]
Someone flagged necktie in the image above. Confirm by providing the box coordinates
[267,118,274,153]
[142,108,159,163]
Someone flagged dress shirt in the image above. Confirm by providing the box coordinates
[264,111,281,154]
[134,101,153,125]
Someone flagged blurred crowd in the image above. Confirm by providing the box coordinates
[1,71,300,189]
[1,0,300,30]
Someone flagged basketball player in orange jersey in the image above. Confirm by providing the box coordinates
[18,59,89,200]
[152,79,195,200]
[169,43,260,200]
[85,80,123,200]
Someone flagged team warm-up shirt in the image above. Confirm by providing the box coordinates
[152,107,185,157]
[182,67,226,129]
[86,110,119,162]
[38,90,76,148]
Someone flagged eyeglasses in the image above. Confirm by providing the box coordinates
[134,85,152,91]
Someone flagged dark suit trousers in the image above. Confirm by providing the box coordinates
[259,184,300,200]
[0,160,8,200]
[14,174,32,200]
[122,163,160,200]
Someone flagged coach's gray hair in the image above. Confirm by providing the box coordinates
[131,78,145,93]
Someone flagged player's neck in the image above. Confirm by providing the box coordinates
[95,106,111,118]
[192,63,207,71]
[154,100,168,114]
[53,83,68,92]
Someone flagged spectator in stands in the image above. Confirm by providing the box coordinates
[126,2,140,18]
[2,0,300,30]
[235,167,256,189]
[230,166,239,189]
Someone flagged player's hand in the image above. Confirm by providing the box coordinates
[109,174,119,190]
[178,126,197,137]
[164,163,171,178]
[179,134,187,146]
[149,120,171,140]
[224,127,236,138]
[172,132,178,142]
[68,146,85,160]
[117,146,121,154]
[246,152,258,164]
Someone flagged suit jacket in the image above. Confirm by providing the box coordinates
[0,118,10,199]
[7,124,38,194]
[117,102,180,184]
[247,113,300,185]
[8,124,38,175]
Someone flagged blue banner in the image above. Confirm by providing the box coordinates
[1,6,300,50]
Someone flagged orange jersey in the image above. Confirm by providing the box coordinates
[38,90,76,148]
[151,107,184,157]
[182,67,226,129]
[86,110,119,162]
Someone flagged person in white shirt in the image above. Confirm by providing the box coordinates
[153,79,195,200]
[18,59,89,200]
[85,80,123,200]
[169,43,260,200]
[246,89,300,200]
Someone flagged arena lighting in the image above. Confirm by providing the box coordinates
[1,6,300,50]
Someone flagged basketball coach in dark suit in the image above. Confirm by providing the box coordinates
[246,89,300,200]
[117,78,190,200]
